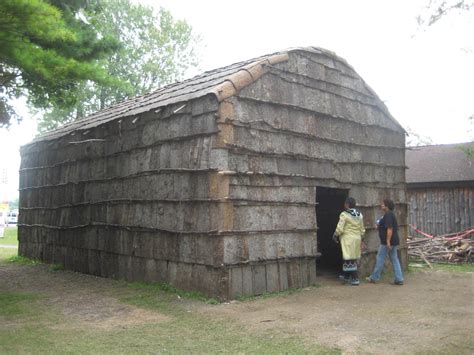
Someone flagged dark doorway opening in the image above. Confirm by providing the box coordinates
[316,186,349,276]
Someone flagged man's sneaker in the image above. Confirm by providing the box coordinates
[338,275,350,283]
[350,278,360,286]
[365,276,377,284]
[392,280,404,286]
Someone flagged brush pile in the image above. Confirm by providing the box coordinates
[408,227,474,266]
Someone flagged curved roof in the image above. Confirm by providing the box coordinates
[35,46,402,143]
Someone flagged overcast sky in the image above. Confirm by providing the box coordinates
[142,0,473,143]
[0,0,473,201]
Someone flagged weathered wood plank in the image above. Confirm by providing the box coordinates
[265,263,280,293]
[407,187,473,235]
[230,267,243,298]
[242,265,253,296]
[252,265,266,295]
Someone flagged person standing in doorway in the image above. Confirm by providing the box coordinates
[333,197,365,285]
[367,198,404,285]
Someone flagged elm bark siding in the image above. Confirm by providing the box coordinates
[408,186,474,235]
[19,97,231,297]
[18,47,407,299]
[225,51,407,285]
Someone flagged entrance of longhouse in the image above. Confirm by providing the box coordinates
[315,186,349,275]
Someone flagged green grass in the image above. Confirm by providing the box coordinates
[100,286,339,354]
[127,281,220,305]
[7,255,64,272]
[0,279,338,354]
[113,283,338,353]
[8,255,41,265]
[0,226,18,246]
[127,281,320,305]
[432,263,474,273]
[49,263,65,271]
[0,247,17,261]
[0,250,338,353]
[0,290,41,318]
[409,261,474,273]
[0,317,341,354]
[236,285,320,302]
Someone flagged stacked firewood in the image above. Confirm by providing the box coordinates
[408,227,474,266]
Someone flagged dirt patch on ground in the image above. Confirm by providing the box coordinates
[1,259,473,353]
[0,263,169,330]
[197,271,474,354]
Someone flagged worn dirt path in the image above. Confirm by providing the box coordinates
[0,262,169,330]
[198,270,474,354]
[1,259,473,354]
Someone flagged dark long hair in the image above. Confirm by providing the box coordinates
[345,197,356,209]
[383,198,395,211]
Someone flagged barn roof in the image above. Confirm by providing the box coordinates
[406,142,474,185]
[35,46,402,143]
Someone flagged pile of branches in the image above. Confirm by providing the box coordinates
[408,226,474,267]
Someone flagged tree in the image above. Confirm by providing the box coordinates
[417,0,474,27]
[459,115,474,157]
[0,0,119,127]
[416,1,474,139]
[39,0,200,132]
[8,197,19,210]
[405,126,434,147]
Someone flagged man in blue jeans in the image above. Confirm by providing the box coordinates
[366,198,404,285]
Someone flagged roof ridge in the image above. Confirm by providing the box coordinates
[35,50,292,142]
[31,46,404,144]
[408,142,474,149]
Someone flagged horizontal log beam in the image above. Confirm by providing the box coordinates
[19,223,318,235]
[20,198,317,210]
[231,119,404,151]
[19,168,216,191]
[236,96,402,134]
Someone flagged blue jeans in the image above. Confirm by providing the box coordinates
[370,245,404,282]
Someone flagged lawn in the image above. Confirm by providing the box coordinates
[0,248,17,261]
[1,238,472,354]
[409,261,474,273]
[0,226,18,246]
[0,251,339,354]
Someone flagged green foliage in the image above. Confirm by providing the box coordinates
[458,145,474,158]
[8,255,40,265]
[39,0,200,132]
[8,197,19,210]
[0,0,119,127]
[50,263,65,271]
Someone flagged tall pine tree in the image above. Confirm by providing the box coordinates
[38,0,200,132]
[0,0,119,127]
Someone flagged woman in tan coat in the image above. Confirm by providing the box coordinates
[333,197,365,285]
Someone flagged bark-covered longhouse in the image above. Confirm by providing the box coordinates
[19,47,407,299]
